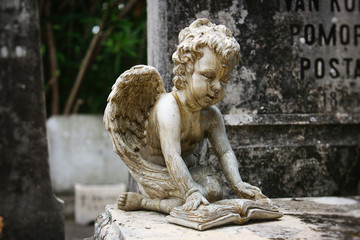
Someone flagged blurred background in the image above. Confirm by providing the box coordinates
[39,0,146,116]
[39,1,147,239]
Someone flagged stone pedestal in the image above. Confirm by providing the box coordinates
[94,197,360,239]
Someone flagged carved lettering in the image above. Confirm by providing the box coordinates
[331,0,360,11]
[285,0,293,11]
[290,24,301,45]
[305,24,316,44]
[277,0,360,12]
[329,58,340,78]
[319,24,336,46]
[344,58,353,77]
[331,0,341,11]
[315,58,325,78]
[290,24,360,46]
[340,25,350,44]
[309,0,320,11]
[300,58,360,79]
[278,0,358,110]
[355,25,360,45]
[300,57,311,79]
[295,0,306,11]
[345,0,356,11]
[277,0,320,11]
[355,59,360,77]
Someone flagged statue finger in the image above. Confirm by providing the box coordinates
[182,202,192,211]
[241,189,255,198]
[248,185,261,192]
[201,197,209,205]
[192,199,201,210]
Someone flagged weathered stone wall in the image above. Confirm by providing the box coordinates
[147,0,360,198]
[0,1,64,239]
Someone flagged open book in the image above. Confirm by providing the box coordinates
[166,199,283,230]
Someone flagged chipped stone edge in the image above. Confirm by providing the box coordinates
[224,113,360,126]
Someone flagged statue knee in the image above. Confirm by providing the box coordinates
[204,176,223,202]
[190,166,223,202]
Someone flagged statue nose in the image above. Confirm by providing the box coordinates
[211,81,221,93]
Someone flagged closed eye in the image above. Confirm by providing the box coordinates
[201,74,212,80]
[219,79,228,86]
[200,71,215,80]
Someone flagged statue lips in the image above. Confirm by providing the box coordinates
[206,93,220,105]
[204,94,215,105]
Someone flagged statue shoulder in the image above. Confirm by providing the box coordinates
[152,92,181,125]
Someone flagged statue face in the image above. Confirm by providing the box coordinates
[186,47,226,108]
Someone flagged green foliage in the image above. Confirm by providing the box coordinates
[41,0,147,115]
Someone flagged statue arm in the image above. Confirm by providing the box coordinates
[206,107,242,184]
[156,96,209,210]
[207,107,261,199]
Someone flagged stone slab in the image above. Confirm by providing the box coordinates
[94,197,360,239]
[75,183,126,225]
[47,114,129,193]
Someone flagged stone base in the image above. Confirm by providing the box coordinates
[94,197,360,239]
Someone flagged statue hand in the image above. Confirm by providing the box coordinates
[233,181,263,200]
[182,191,209,211]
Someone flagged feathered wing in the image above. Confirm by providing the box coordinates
[104,65,177,198]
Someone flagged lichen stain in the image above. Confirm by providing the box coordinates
[1,46,9,58]
[15,46,26,58]
[298,214,360,239]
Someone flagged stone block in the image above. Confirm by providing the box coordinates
[221,114,360,198]
[94,197,360,239]
[75,183,126,225]
[47,115,129,193]
[147,0,360,197]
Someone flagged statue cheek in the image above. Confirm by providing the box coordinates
[194,79,208,93]
[218,91,225,101]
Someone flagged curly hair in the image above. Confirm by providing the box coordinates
[172,18,241,90]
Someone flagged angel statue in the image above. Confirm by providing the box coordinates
[104,18,282,230]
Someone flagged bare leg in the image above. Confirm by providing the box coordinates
[118,192,143,211]
[118,192,184,214]
[190,166,223,202]
[157,198,184,213]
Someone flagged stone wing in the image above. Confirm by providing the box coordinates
[104,65,165,151]
[104,65,177,197]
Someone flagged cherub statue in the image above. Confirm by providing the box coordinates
[104,18,281,230]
